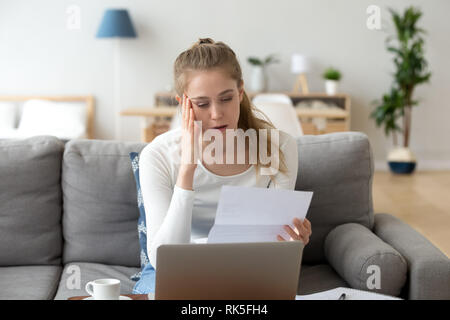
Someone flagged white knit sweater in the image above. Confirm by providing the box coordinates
[138,127,298,268]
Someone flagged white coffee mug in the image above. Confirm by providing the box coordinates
[85,279,121,300]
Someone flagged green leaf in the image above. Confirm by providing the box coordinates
[248,54,280,66]
[264,54,280,65]
[322,67,342,80]
[247,57,263,66]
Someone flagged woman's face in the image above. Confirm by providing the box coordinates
[181,68,244,133]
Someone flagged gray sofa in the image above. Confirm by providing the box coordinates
[0,133,448,300]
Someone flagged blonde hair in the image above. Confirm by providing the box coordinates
[173,38,288,185]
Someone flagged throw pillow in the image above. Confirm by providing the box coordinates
[129,152,153,281]
[324,223,408,296]
[0,102,17,130]
[18,99,87,139]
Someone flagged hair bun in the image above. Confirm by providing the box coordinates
[197,38,215,45]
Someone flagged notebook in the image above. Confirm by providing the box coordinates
[295,287,402,300]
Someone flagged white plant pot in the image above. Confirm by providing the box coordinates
[250,66,268,92]
[387,147,417,174]
[325,80,338,95]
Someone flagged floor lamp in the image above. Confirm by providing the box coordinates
[96,9,137,141]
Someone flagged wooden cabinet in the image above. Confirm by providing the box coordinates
[265,92,351,135]
[154,91,351,136]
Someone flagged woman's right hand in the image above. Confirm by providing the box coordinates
[176,94,200,189]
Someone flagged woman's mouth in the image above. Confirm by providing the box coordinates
[212,125,227,131]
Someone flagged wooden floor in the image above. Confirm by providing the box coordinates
[372,171,450,258]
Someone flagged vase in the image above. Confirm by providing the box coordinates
[325,80,338,95]
[250,66,268,92]
[387,147,417,174]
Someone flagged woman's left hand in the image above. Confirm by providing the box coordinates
[277,217,312,246]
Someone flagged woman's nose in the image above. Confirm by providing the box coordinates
[210,102,223,120]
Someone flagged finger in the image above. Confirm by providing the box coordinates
[299,227,309,244]
[303,218,312,230]
[293,218,307,237]
[190,99,197,123]
[284,225,299,241]
[189,100,196,164]
[193,118,201,135]
[187,97,192,126]
[301,237,309,246]
[277,235,286,241]
[293,218,303,232]
[189,108,195,149]
[291,219,309,244]
[189,107,194,130]
[182,94,186,128]
[300,229,310,245]
[193,118,202,162]
[184,94,188,125]
[184,95,189,130]
[303,218,312,236]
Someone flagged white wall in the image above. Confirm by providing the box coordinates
[1,0,449,170]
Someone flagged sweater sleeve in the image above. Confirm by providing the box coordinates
[269,132,298,190]
[139,144,195,270]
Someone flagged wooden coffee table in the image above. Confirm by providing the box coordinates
[68,294,148,300]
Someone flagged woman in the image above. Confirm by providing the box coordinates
[132,38,312,294]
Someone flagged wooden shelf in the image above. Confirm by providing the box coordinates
[153,91,351,134]
[120,107,178,117]
[121,106,348,119]
[121,91,351,142]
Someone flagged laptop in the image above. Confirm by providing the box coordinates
[154,241,304,300]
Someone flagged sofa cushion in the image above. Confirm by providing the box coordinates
[0,265,62,300]
[62,139,147,267]
[295,132,374,264]
[324,222,407,296]
[129,152,151,281]
[0,135,63,266]
[54,262,140,300]
[297,264,349,295]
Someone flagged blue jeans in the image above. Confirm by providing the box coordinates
[132,264,156,294]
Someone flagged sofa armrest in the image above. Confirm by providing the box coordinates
[373,213,450,300]
[324,222,408,297]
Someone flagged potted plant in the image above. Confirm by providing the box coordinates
[247,54,280,92]
[322,67,342,95]
[370,6,431,174]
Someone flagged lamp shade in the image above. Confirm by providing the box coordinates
[96,9,137,38]
[291,54,310,74]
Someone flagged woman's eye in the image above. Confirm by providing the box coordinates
[195,97,232,108]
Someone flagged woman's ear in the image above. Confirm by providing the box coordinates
[175,95,181,104]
